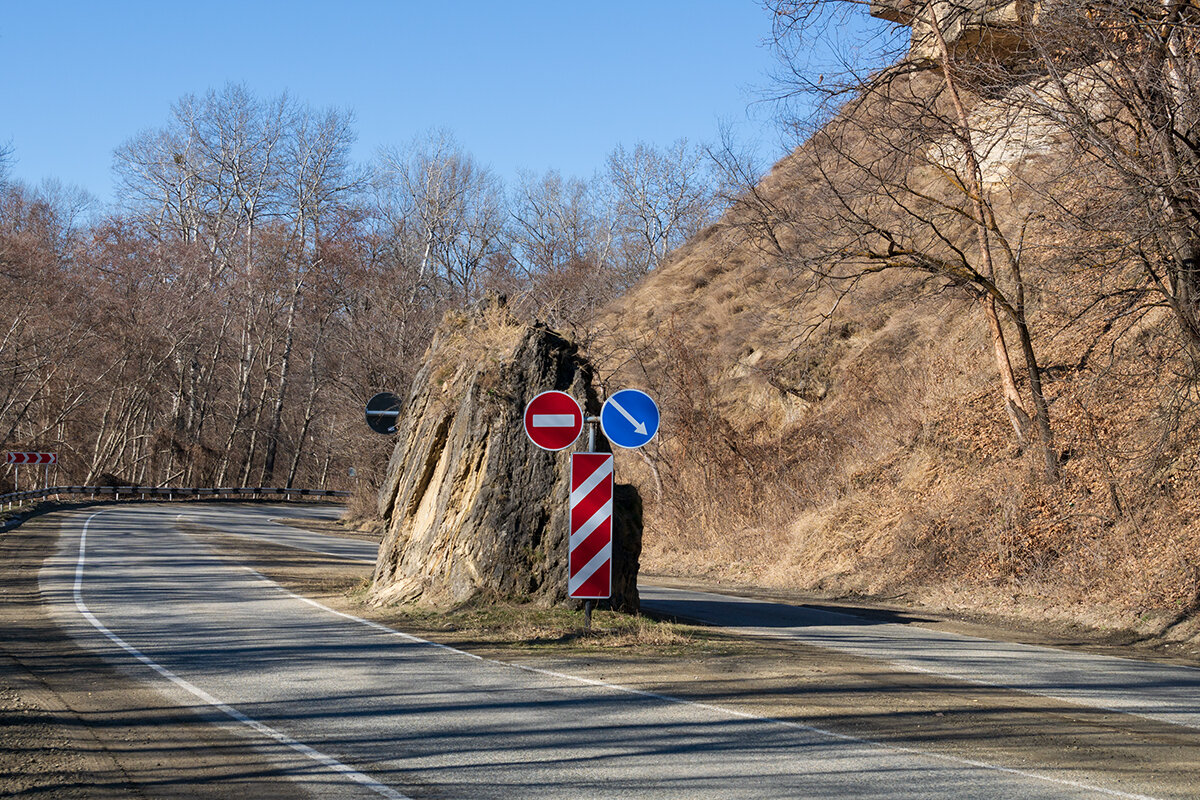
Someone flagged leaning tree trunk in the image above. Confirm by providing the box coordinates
[928,3,1056,479]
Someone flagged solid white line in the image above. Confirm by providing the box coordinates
[652,586,1200,726]
[69,507,1166,800]
[532,414,575,428]
[72,510,410,800]
[241,568,1165,800]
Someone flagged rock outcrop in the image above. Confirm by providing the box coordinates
[371,298,641,612]
[871,0,1038,62]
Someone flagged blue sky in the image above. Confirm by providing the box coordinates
[2,2,788,205]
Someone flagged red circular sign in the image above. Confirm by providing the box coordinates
[523,391,583,451]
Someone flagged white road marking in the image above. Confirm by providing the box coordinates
[73,510,410,800]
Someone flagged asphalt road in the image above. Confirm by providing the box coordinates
[166,506,1200,731]
[638,586,1200,731]
[38,504,1187,799]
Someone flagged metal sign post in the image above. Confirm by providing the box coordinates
[523,389,658,634]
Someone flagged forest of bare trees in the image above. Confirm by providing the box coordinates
[0,84,720,495]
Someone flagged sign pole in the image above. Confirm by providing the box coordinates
[584,414,600,635]
[524,391,658,634]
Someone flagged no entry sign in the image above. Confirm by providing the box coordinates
[523,391,583,451]
[6,452,56,465]
[568,453,613,599]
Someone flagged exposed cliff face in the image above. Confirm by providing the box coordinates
[872,1,1038,62]
[371,300,641,612]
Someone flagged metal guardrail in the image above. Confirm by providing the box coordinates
[1,485,350,509]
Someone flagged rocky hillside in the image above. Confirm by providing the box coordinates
[589,21,1200,641]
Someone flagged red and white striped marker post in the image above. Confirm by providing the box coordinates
[524,392,624,628]
[569,453,613,601]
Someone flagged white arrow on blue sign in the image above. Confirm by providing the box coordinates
[600,389,660,449]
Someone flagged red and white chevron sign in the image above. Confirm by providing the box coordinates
[6,452,56,465]
[568,453,613,599]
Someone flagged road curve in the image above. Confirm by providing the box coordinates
[172,506,1200,732]
[41,504,1169,799]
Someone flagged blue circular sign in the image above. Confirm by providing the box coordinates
[600,389,660,449]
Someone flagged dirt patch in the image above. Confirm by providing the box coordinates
[191,526,720,658]
[269,517,382,542]
[197,527,1200,800]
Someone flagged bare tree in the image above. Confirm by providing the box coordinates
[259,104,361,485]
[376,130,506,302]
[0,141,13,187]
[111,86,363,488]
[762,0,1059,478]
[506,169,617,327]
[1022,2,1200,357]
[605,139,721,280]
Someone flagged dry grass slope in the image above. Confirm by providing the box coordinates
[590,66,1200,644]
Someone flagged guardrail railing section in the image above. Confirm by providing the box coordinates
[1,485,351,510]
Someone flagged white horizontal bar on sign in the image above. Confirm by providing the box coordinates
[532,414,576,428]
